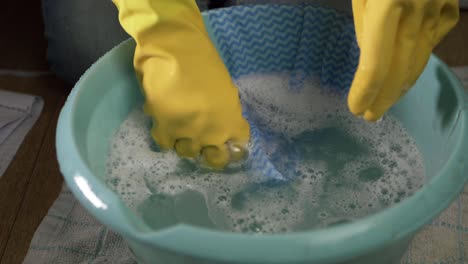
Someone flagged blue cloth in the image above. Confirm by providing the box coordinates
[207,4,358,92]
[205,5,359,182]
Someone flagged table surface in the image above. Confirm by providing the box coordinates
[0,4,467,264]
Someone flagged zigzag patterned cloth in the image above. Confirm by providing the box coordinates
[204,5,359,182]
[206,4,358,92]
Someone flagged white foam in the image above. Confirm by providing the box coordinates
[105,73,426,233]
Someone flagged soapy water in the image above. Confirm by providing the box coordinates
[105,73,425,234]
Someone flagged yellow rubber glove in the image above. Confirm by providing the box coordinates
[112,0,250,168]
[348,0,459,121]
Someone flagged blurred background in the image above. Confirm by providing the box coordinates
[1,0,467,85]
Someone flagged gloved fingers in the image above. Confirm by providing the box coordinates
[227,142,248,163]
[351,0,366,47]
[228,118,251,162]
[175,138,201,158]
[347,1,402,116]
[362,75,410,122]
[363,5,424,121]
[174,134,249,165]
[201,128,250,168]
[420,0,458,46]
[230,118,251,147]
[405,43,433,88]
[433,0,459,44]
[201,144,230,169]
[150,125,175,150]
[405,0,457,95]
[364,0,459,121]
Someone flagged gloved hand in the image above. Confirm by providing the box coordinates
[348,0,459,121]
[112,0,250,168]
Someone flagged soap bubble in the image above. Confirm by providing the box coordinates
[105,72,426,233]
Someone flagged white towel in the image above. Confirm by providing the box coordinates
[0,89,44,177]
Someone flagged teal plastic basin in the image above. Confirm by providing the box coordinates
[56,6,468,264]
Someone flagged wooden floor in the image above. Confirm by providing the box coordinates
[0,3,467,264]
[0,1,70,263]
